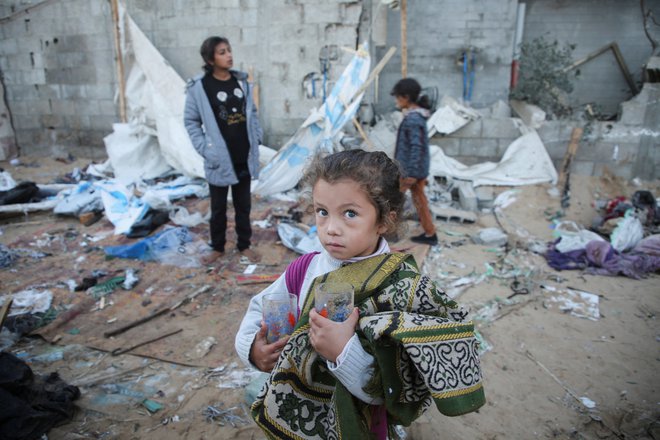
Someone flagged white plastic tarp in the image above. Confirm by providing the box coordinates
[427,96,481,137]
[106,6,204,180]
[253,46,371,196]
[429,125,558,187]
[103,123,172,184]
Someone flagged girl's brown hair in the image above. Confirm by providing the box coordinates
[301,149,404,234]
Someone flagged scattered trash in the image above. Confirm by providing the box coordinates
[579,396,596,409]
[553,220,606,253]
[472,227,508,247]
[544,287,600,321]
[610,210,644,252]
[277,223,323,254]
[0,352,80,440]
[142,398,164,413]
[185,336,217,360]
[104,226,205,267]
[122,269,140,290]
[202,403,248,427]
[0,244,18,268]
[0,289,53,317]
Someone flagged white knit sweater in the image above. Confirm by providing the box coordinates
[234,239,390,404]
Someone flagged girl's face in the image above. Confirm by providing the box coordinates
[210,42,233,71]
[312,178,387,260]
[394,94,412,110]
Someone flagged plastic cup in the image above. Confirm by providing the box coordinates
[314,282,354,322]
[262,293,297,343]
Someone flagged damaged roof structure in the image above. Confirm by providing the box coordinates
[0,1,659,439]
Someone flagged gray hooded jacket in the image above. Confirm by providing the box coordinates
[184,70,262,186]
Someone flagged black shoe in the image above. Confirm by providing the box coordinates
[410,233,438,246]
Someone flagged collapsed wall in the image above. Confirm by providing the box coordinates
[430,83,660,181]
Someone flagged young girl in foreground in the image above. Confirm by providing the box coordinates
[235,149,484,439]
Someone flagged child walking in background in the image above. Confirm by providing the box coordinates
[235,149,485,439]
[391,77,439,246]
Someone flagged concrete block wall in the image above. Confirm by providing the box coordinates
[0,0,362,156]
[432,83,660,180]
[136,0,362,148]
[522,0,656,118]
[0,0,115,158]
[374,0,518,115]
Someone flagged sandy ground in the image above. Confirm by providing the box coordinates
[1,157,658,440]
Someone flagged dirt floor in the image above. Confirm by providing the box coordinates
[1,156,658,440]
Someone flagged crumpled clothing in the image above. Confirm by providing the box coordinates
[545,235,660,279]
[0,352,80,439]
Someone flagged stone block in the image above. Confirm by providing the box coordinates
[459,138,497,158]
[496,138,517,156]
[323,24,357,45]
[481,117,521,139]
[452,119,482,138]
[303,3,341,24]
[431,137,460,156]
[14,114,41,130]
[60,85,88,100]
[39,113,65,127]
[268,5,303,25]
[456,180,478,211]
[0,38,19,56]
[340,2,363,23]
[50,99,76,115]
[601,123,643,145]
[536,121,561,143]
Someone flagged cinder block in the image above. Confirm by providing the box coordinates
[323,24,357,45]
[456,180,478,211]
[452,119,482,138]
[303,4,341,24]
[601,124,643,145]
[496,138,517,156]
[14,114,41,130]
[431,137,460,156]
[481,117,521,138]
[269,5,303,25]
[0,38,19,56]
[340,3,362,23]
[50,99,76,115]
[459,138,497,157]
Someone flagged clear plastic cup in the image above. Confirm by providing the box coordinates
[262,293,297,343]
[314,282,354,322]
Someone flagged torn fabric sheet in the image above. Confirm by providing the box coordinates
[429,127,557,187]
[253,45,371,196]
[95,181,149,235]
[103,122,172,184]
[116,6,204,178]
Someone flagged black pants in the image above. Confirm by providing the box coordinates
[209,174,252,252]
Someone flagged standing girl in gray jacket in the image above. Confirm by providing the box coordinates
[184,36,263,263]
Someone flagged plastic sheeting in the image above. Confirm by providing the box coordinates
[253,46,371,196]
[427,96,481,137]
[104,6,204,180]
[103,123,172,184]
[429,124,558,187]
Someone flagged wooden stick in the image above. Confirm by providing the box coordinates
[401,0,408,78]
[525,350,625,439]
[0,299,12,328]
[347,46,397,108]
[248,66,260,112]
[557,127,583,191]
[352,118,376,150]
[110,0,127,123]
